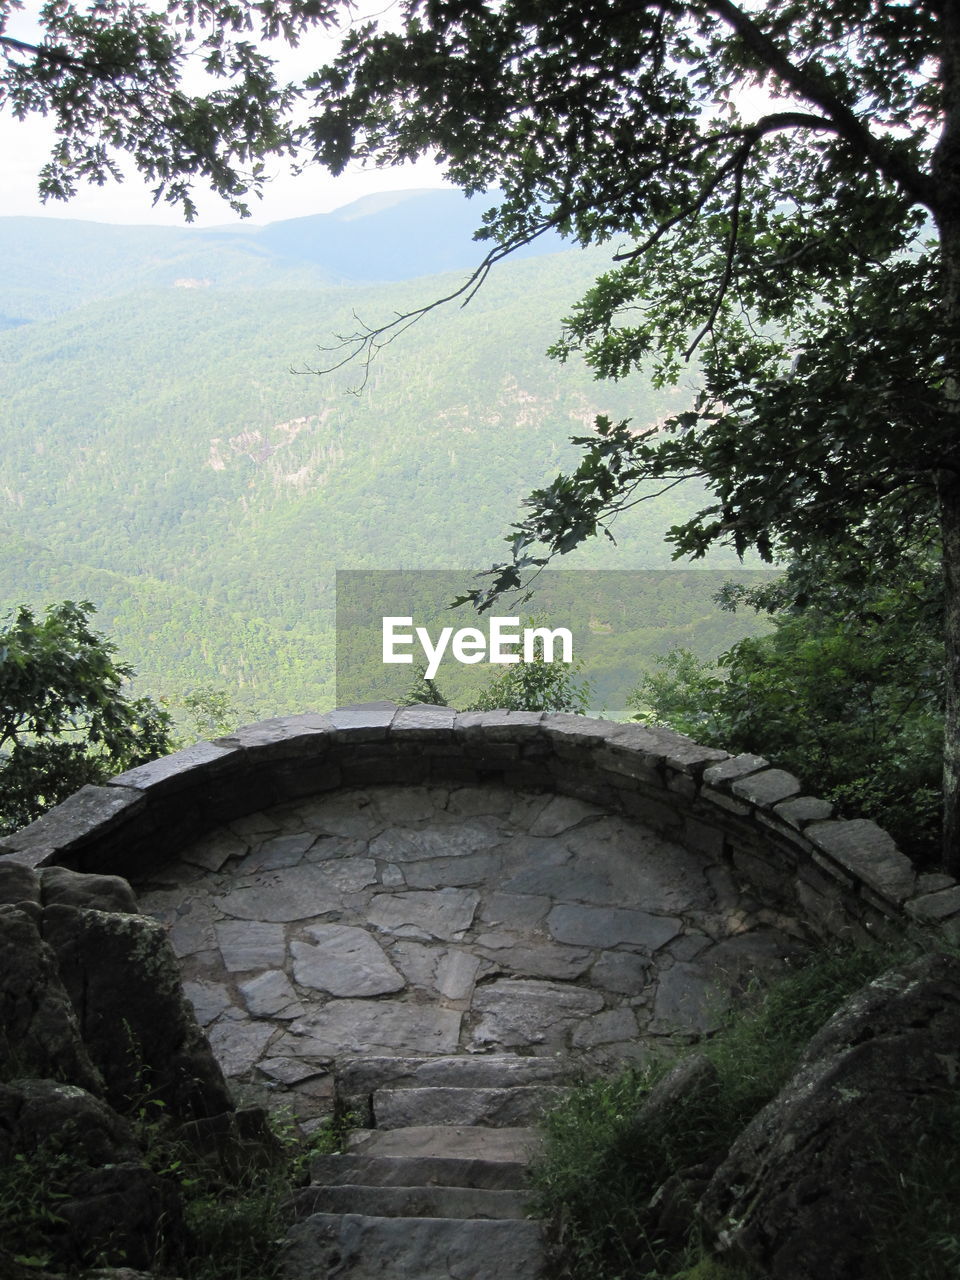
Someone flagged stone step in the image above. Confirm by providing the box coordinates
[289,1182,531,1220]
[282,1213,546,1280]
[337,1054,574,1124]
[372,1083,568,1129]
[346,1124,543,1163]
[337,1053,574,1099]
[309,1152,529,1190]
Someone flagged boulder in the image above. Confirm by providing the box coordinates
[0,860,42,907]
[698,953,960,1279]
[41,902,233,1120]
[40,864,139,913]
[0,904,102,1091]
[0,1078,181,1272]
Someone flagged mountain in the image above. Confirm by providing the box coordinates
[0,195,773,721]
[0,189,564,323]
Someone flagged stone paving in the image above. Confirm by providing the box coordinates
[137,781,805,1128]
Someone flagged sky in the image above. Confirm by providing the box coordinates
[0,4,452,228]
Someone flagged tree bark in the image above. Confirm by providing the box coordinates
[934,2,960,873]
[940,469,960,875]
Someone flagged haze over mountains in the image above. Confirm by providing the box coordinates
[0,189,769,720]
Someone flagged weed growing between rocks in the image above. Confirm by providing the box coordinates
[528,941,912,1280]
[0,1099,337,1280]
[861,1092,960,1280]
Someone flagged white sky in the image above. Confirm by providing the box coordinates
[0,5,452,227]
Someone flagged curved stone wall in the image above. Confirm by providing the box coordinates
[1,701,956,941]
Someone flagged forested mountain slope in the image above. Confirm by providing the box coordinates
[0,194,771,717]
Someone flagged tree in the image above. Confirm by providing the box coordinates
[0,0,333,218]
[464,645,591,714]
[5,2,960,867]
[0,601,174,834]
[398,628,591,712]
[302,1,960,870]
[399,663,449,708]
[631,542,944,862]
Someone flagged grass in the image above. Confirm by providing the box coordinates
[0,1101,339,1280]
[528,940,922,1280]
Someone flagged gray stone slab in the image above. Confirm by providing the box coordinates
[380,863,406,888]
[906,885,960,923]
[571,1007,639,1048]
[217,712,334,760]
[391,704,458,736]
[806,819,916,902]
[291,925,405,997]
[215,919,286,971]
[217,861,378,921]
[239,832,317,871]
[477,892,551,930]
[328,700,397,737]
[436,950,482,1001]
[206,1018,277,1076]
[374,786,446,824]
[590,951,654,994]
[239,969,303,1017]
[528,794,605,837]
[372,1085,568,1130]
[702,753,769,785]
[282,1212,545,1280]
[183,980,234,1026]
[229,811,284,838]
[111,739,239,793]
[500,863,625,904]
[455,709,544,738]
[295,791,385,838]
[369,821,502,863]
[180,828,248,872]
[163,900,219,957]
[447,785,519,817]
[387,940,443,990]
[367,888,480,940]
[470,979,604,1050]
[731,768,802,808]
[289,1001,462,1056]
[402,853,502,889]
[336,1054,574,1097]
[291,1183,530,1220]
[309,1153,528,1191]
[773,795,834,829]
[547,903,681,951]
[474,942,593,981]
[6,784,145,856]
[259,1056,329,1085]
[346,1125,542,1162]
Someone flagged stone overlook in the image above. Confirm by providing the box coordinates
[3,702,960,1278]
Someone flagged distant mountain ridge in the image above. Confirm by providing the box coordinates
[0,188,565,323]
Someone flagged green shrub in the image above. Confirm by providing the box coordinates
[529,942,909,1280]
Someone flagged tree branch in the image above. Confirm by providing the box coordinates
[612,112,833,265]
[0,33,113,78]
[703,0,938,211]
[296,214,564,391]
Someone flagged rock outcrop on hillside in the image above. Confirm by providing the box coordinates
[0,861,268,1276]
[696,953,960,1279]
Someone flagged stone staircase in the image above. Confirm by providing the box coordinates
[282,1054,572,1278]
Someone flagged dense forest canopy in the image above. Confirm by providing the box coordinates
[1,0,957,868]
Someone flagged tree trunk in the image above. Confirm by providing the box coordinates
[940,469,960,876]
[935,1,960,874]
